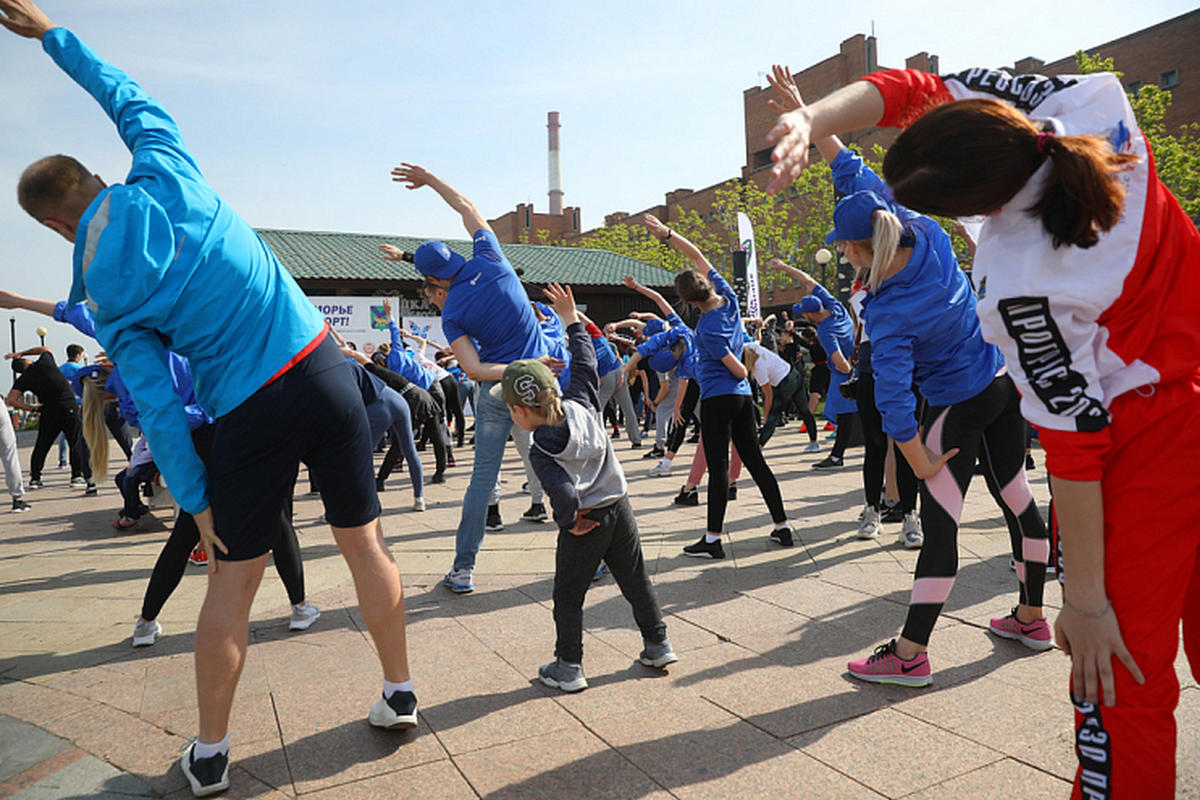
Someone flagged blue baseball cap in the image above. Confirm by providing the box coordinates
[647,349,677,373]
[414,240,467,280]
[793,296,822,315]
[642,318,666,337]
[825,190,890,244]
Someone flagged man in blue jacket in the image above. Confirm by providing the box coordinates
[1,1,416,795]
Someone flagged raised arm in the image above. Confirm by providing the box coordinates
[765,258,818,293]
[766,80,885,194]
[766,64,844,165]
[641,214,712,273]
[0,0,54,38]
[391,163,490,237]
[622,274,676,318]
[7,345,50,359]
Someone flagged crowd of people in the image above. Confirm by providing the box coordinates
[1,0,1196,796]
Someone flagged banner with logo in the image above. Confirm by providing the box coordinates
[399,315,450,349]
[307,296,396,355]
[737,212,761,319]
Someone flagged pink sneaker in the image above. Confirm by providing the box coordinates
[847,640,932,687]
[989,609,1054,651]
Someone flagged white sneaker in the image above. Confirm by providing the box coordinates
[900,512,924,549]
[132,617,162,647]
[803,442,821,453]
[648,460,672,477]
[69,476,87,487]
[856,506,881,540]
[289,602,321,631]
[412,497,426,512]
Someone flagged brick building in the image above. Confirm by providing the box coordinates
[559,9,1199,311]
[488,203,583,244]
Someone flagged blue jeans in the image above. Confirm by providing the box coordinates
[454,380,512,572]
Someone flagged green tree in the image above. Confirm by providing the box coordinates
[568,207,721,274]
[1076,50,1200,219]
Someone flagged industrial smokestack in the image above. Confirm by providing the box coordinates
[547,111,563,216]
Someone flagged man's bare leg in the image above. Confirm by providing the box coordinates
[332,518,410,682]
[194,555,269,743]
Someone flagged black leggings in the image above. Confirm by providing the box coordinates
[139,426,305,621]
[700,394,787,533]
[856,368,920,512]
[666,380,701,455]
[30,405,90,483]
[829,412,857,459]
[440,375,465,448]
[900,375,1049,646]
[383,415,444,479]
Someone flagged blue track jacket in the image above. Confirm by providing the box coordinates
[829,149,1001,441]
[46,29,325,514]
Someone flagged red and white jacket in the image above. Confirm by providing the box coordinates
[864,68,1200,481]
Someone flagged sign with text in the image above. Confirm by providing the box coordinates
[307,296,397,355]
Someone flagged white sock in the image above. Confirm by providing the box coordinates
[383,678,415,697]
[704,533,721,544]
[883,497,899,508]
[193,735,229,759]
[660,458,673,468]
[774,522,790,530]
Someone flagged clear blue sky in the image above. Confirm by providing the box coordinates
[1,0,1194,376]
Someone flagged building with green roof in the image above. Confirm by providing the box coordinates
[257,228,678,323]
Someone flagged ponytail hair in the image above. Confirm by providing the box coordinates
[743,346,759,378]
[848,209,904,292]
[883,98,1138,249]
[525,386,564,427]
[81,376,110,480]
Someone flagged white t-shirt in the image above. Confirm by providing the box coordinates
[744,342,790,387]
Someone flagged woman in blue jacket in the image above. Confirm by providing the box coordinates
[641,215,794,558]
[767,64,1051,687]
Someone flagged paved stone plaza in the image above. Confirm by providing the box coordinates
[1,427,1196,799]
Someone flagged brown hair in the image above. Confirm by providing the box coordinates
[674,269,714,303]
[883,99,1138,249]
[17,155,92,221]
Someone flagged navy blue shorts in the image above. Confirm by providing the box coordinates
[207,333,380,560]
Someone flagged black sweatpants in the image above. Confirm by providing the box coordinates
[553,495,666,664]
[855,346,920,512]
[666,380,701,454]
[700,393,787,533]
[30,405,90,483]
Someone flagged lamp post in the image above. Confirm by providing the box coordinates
[814,247,833,288]
[36,326,47,348]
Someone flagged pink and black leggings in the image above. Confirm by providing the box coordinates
[900,374,1048,646]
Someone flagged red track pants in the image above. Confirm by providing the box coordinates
[1070,369,1200,799]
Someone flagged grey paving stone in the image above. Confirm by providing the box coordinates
[0,713,68,782]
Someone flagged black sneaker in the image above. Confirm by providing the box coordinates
[687,431,700,444]
[368,689,419,729]
[84,482,98,496]
[630,441,642,449]
[770,526,795,547]
[430,472,446,484]
[1025,453,1036,471]
[880,503,905,524]
[180,741,230,797]
[673,487,698,507]
[811,455,844,470]
[727,484,737,500]
[642,447,665,460]
[485,505,504,531]
[376,477,387,493]
[683,536,725,559]
[27,478,43,490]
[521,502,548,523]
[11,497,31,512]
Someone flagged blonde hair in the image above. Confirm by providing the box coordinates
[849,209,904,293]
[519,386,565,427]
[743,346,759,378]
[81,376,110,480]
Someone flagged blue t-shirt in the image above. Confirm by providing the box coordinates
[440,230,546,365]
[692,268,750,399]
[536,302,572,391]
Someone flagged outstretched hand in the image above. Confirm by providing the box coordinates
[543,282,578,325]
[766,109,813,195]
[642,214,669,239]
[0,0,54,38]
[766,64,803,113]
[391,163,432,189]
[379,244,406,262]
[621,274,641,290]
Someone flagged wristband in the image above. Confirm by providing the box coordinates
[663,229,672,243]
[1063,596,1111,618]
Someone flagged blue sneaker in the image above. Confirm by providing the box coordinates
[592,563,609,582]
[442,568,474,594]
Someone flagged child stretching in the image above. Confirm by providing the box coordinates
[495,283,675,692]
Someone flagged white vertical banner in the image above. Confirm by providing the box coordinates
[737,212,761,319]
